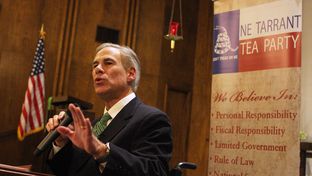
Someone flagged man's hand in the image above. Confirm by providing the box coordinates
[56,104,108,158]
[45,111,70,147]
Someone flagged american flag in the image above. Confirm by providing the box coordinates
[17,37,45,141]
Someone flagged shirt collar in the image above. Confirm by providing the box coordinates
[103,92,136,119]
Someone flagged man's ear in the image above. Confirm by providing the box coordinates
[127,67,136,82]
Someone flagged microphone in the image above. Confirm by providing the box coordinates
[33,109,73,156]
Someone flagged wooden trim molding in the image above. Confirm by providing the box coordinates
[163,83,192,112]
[52,0,80,97]
[0,164,53,176]
[0,129,16,140]
[122,0,139,49]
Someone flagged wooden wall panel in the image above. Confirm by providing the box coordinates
[187,0,213,175]
[157,0,199,109]
[156,1,200,174]
[164,86,192,171]
[135,0,166,107]
[0,0,68,166]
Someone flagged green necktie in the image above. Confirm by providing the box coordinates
[93,113,112,137]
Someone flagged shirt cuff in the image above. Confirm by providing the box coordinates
[95,142,110,164]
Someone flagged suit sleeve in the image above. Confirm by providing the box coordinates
[104,112,173,176]
[47,143,73,175]
[47,143,101,176]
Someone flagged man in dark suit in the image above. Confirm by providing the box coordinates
[45,43,172,176]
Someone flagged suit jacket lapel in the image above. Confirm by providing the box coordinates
[99,97,140,142]
[74,98,140,172]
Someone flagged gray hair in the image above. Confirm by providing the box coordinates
[96,43,141,92]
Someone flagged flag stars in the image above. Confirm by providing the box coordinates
[30,39,45,75]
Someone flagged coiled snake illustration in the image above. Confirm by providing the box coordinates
[214,26,238,55]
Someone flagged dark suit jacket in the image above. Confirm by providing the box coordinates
[48,97,173,176]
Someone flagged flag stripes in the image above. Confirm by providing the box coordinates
[17,38,45,141]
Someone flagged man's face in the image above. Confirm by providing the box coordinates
[92,47,133,99]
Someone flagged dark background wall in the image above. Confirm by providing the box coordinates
[0,0,213,175]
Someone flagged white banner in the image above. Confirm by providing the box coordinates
[209,0,302,175]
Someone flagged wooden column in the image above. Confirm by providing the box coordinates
[186,0,213,175]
